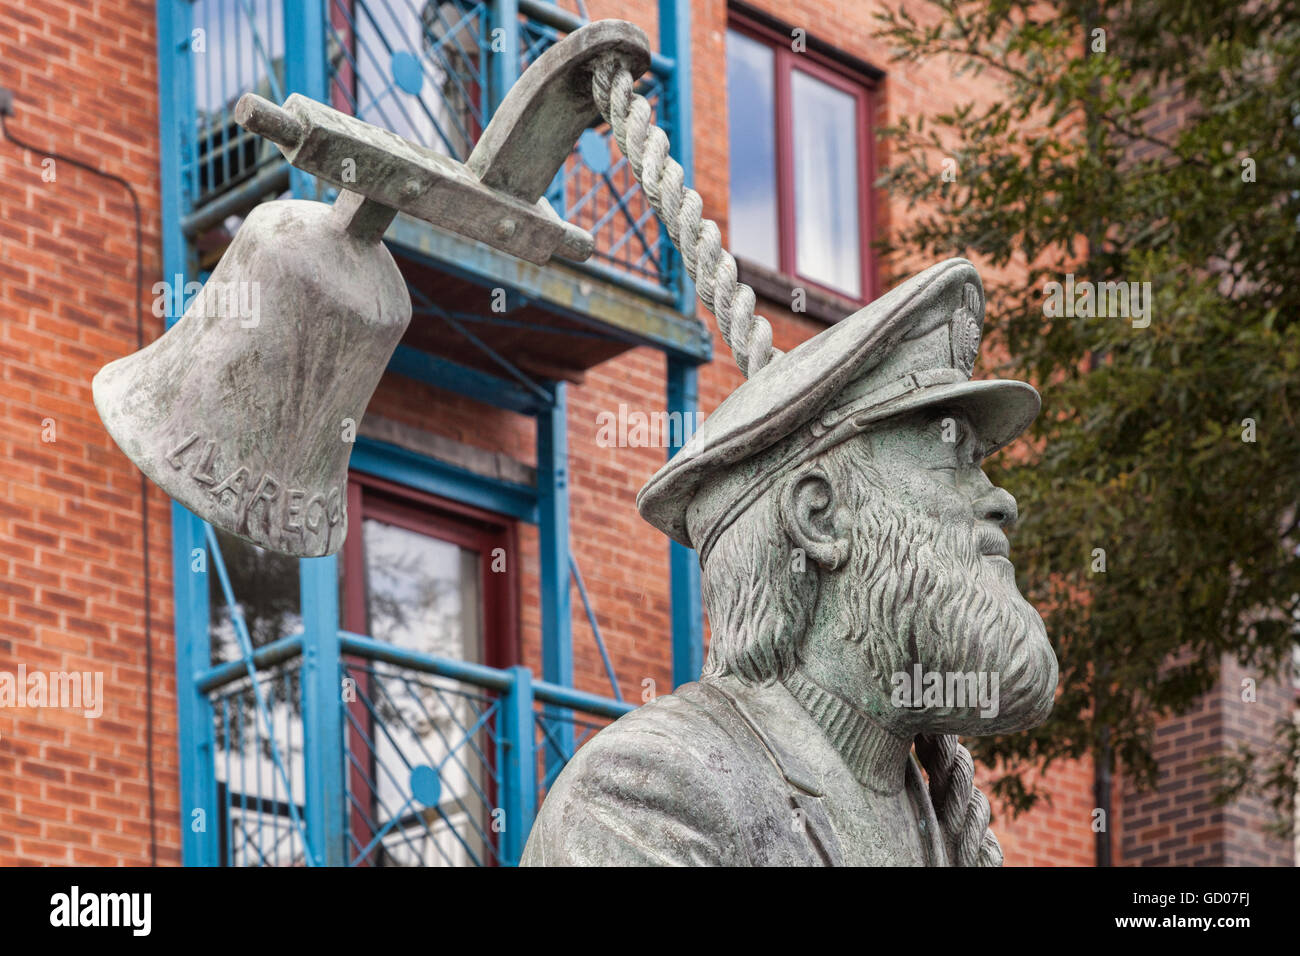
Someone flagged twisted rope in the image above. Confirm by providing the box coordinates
[915,733,1003,866]
[591,57,779,378]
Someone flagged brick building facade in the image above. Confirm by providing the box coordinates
[0,0,1292,866]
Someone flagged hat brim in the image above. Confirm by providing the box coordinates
[844,377,1040,457]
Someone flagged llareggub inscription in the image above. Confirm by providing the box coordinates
[165,431,345,554]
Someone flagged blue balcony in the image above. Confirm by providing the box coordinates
[170,0,706,353]
[199,524,633,865]
[155,0,705,865]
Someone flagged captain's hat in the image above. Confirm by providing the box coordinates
[637,258,1040,559]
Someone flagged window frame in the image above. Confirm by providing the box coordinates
[342,471,520,669]
[341,471,520,866]
[727,12,879,307]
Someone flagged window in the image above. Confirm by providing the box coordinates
[726,17,876,302]
[341,474,517,670]
[341,473,518,867]
[208,473,519,867]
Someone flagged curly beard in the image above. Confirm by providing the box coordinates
[811,490,1058,736]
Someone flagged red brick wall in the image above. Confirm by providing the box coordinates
[6,0,1260,869]
[1119,657,1294,867]
[991,757,1100,867]
[0,0,178,864]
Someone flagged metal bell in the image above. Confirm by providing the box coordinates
[94,19,649,557]
[93,193,411,557]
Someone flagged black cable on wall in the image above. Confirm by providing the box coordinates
[1,102,159,866]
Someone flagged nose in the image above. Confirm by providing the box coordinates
[974,485,1018,530]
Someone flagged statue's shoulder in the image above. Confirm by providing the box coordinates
[559,680,748,780]
[521,682,776,865]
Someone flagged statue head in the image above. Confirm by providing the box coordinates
[639,259,1058,738]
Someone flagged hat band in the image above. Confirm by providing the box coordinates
[818,366,966,430]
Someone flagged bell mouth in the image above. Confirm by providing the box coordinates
[93,345,350,559]
[90,198,412,559]
[95,350,353,558]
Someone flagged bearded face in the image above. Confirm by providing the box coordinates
[697,407,1058,736]
[808,410,1058,736]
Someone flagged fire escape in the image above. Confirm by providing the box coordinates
[155,0,706,865]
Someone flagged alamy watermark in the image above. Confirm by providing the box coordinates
[0,665,104,718]
[595,404,705,448]
[1042,274,1151,328]
[50,886,150,936]
[891,664,1000,718]
[152,274,261,328]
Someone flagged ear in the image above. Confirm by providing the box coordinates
[779,467,851,572]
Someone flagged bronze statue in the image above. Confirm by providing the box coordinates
[89,17,1057,866]
[522,259,1058,865]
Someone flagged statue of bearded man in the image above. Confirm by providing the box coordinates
[522,259,1059,866]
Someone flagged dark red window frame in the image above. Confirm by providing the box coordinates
[341,472,519,667]
[728,12,879,306]
[341,471,519,866]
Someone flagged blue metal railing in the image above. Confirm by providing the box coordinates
[204,524,313,858]
[212,664,309,866]
[183,0,682,292]
[189,0,287,206]
[517,9,679,292]
[325,0,490,160]
[197,595,635,866]
[342,658,504,866]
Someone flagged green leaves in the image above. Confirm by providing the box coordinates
[877,0,1300,832]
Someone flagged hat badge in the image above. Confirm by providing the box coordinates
[950,281,982,377]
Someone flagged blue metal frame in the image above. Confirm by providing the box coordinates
[667,358,703,686]
[570,555,622,700]
[172,505,218,865]
[300,557,345,866]
[160,0,703,865]
[660,0,705,686]
[157,0,222,868]
[500,665,536,865]
[488,0,520,113]
[283,0,328,199]
[350,435,540,523]
[537,383,574,776]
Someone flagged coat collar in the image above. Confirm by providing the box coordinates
[703,674,949,866]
